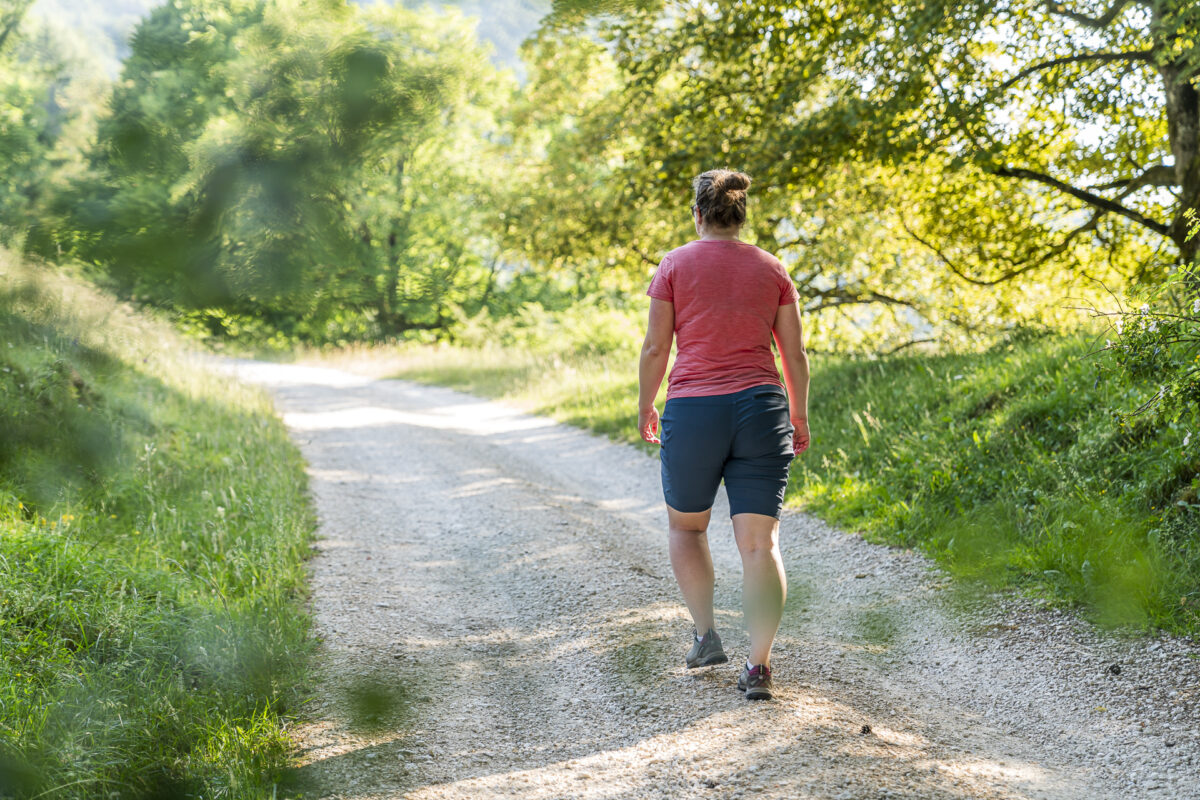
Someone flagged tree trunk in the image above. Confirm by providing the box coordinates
[1157,3,1200,269]
[377,156,409,333]
[379,226,403,332]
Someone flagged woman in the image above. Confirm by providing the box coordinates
[638,169,810,701]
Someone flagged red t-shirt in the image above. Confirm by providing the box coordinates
[647,239,800,399]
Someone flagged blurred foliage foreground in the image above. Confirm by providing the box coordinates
[0,250,315,798]
[356,307,1200,636]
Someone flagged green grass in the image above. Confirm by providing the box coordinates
[793,331,1199,633]
[0,252,315,798]
[318,322,1200,635]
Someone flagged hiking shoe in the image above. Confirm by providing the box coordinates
[738,662,773,700]
[685,628,728,669]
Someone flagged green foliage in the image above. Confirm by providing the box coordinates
[371,316,1200,634]
[452,300,643,357]
[1098,212,1200,427]
[0,4,105,245]
[1102,266,1200,426]
[521,0,1199,350]
[32,0,510,342]
[794,334,1198,633]
[0,252,315,796]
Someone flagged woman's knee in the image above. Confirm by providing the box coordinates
[732,513,779,555]
[737,537,778,560]
[668,506,711,534]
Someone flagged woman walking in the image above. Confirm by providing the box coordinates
[638,169,810,700]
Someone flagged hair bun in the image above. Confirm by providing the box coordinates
[692,168,752,228]
[716,171,751,195]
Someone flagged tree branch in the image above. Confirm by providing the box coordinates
[0,1,31,55]
[991,164,1171,236]
[1090,164,1178,191]
[998,49,1155,91]
[764,216,825,250]
[776,234,821,250]
[803,286,919,313]
[1044,0,1134,29]
[883,337,937,356]
[631,245,660,268]
[899,211,1105,286]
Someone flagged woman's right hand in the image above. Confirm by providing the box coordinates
[639,405,661,445]
[792,418,810,455]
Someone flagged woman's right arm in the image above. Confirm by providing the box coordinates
[638,298,675,444]
[772,300,811,455]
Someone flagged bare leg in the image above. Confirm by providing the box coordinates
[733,513,786,667]
[667,506,715,634]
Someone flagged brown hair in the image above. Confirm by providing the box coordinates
[692,169,752,228]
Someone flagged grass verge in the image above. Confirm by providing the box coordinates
[0,252,314,798]
[312,323,1200,636]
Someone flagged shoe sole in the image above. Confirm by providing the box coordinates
[738,675,773,700]
[686,653,729,669]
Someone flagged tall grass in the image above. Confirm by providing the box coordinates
[316,311,1200,635]
[0,252,315,798]
[794,331,1199,632]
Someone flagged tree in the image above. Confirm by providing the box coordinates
[0,1,104,245]
[526,0,1200,348]
[0,0,31,53]
[34,0,505,341]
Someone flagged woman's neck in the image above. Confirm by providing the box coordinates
[698,227,741,242]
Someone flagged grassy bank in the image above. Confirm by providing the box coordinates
[0,252,314,797]
[317,316,1199,636]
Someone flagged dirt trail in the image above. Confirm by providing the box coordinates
[226,360,1199,800]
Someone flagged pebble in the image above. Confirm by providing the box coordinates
[233,360,1200,800]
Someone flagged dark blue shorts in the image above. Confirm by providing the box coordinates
[659,384,795,518]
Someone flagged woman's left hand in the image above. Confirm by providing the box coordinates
[792,419,810,455]
[639,405,661,444]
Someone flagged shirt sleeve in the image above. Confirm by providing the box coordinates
[777,261,799,305]
[646,255,674,302]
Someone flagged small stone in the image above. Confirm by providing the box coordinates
[1108,664,1122,676]
[861,724,872,735]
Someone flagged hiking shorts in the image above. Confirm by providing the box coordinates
[659,384,795,518]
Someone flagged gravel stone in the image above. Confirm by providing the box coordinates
[224,360,1200,800]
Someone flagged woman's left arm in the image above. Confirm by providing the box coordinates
[638,298,675,444]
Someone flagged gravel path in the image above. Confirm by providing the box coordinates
[225,360,1199,800]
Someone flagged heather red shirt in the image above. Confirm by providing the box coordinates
[647,239,800,400]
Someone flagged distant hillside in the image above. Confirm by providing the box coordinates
[396,0,550,71]
[28,0,158,72]
[29,0,550,77]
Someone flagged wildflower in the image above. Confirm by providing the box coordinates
[1193,298,1200,314]
[1185,432,1192,449]
[1105,339,1112,348]
[1115,318,1124,334]
[1140,303,1150,314]
[1148,319,1159,332]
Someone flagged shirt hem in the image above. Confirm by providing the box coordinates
[665,378,785,401]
